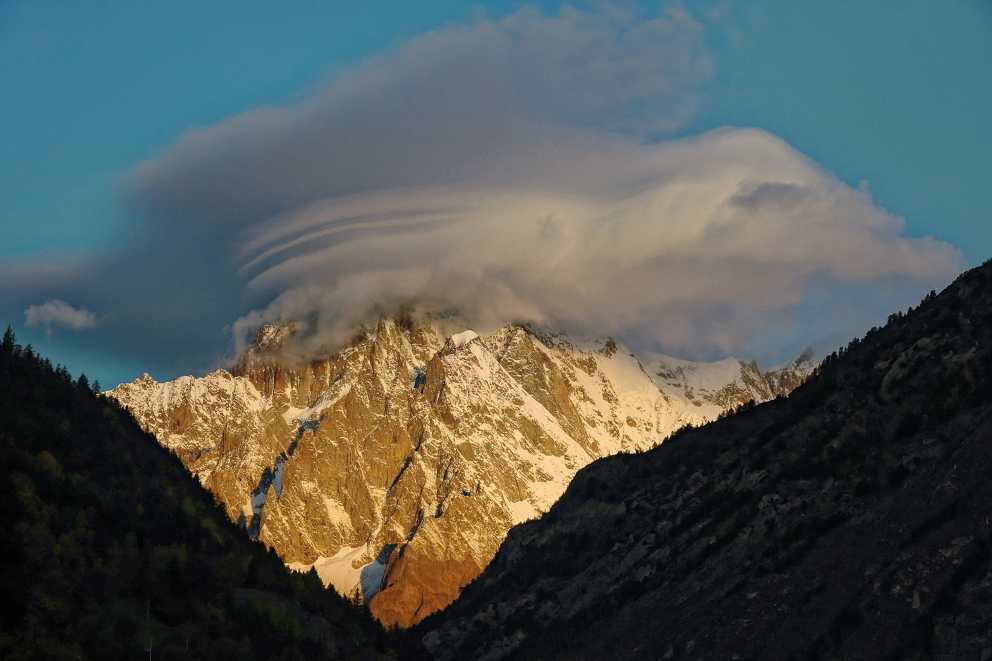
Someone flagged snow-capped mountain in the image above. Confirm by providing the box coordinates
[107,317,815,627]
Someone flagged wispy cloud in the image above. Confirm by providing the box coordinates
[25,300,97,333]
[128,4,712,227]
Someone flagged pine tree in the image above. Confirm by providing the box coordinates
[1,325,14,353]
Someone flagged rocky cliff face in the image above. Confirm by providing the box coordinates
[107,317,813,628]
[420,262,992,660]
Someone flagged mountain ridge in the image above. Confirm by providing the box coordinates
[107,317,814,627]
[0,327,410,659]
[419,261,992,659]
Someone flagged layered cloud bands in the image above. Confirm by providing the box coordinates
[128,4,962,361]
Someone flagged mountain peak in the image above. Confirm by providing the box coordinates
[250,321,296,352]
[107,315,815,628]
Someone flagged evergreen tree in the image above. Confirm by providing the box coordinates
[1,325,14,353]
[0,340,423,659]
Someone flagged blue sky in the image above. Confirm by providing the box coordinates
[2,1,989,387]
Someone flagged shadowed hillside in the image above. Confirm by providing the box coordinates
[421,259,992,660]
[0,329,422,659]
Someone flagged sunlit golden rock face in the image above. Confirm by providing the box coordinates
[108,316,813,627]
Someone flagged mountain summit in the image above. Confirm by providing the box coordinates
[108,317,813,627]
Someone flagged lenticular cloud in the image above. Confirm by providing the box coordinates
[127,4,964,361]
[228,128,962,356]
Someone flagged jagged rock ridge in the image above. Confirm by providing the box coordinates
[107,318,814,628]
[420,262,992,660]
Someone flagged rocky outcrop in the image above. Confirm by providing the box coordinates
[108,317,813,628]
[419,262,992,660]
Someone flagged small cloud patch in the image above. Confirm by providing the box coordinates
[25,300,97,332]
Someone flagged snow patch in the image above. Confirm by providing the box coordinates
[645,353,745,393]
[360,544,395,602]
[507,499,540,525]
[272,455,288,498]
[288,545,366,597]
[288,543,394,602]
[323,496,352,527]
[282,383,352,425]
[449,329,479,349]
[250,487,268,517]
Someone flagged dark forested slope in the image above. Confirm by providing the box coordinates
[0,330,415,660]
[422,259,992,661]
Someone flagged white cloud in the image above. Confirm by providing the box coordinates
[126,3,965,362]
[25,300,97,332]
[230,128,963,357]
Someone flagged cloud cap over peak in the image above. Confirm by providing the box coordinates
[224,127,963,357]
[126,4,963,362]
[13,2,965,379]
